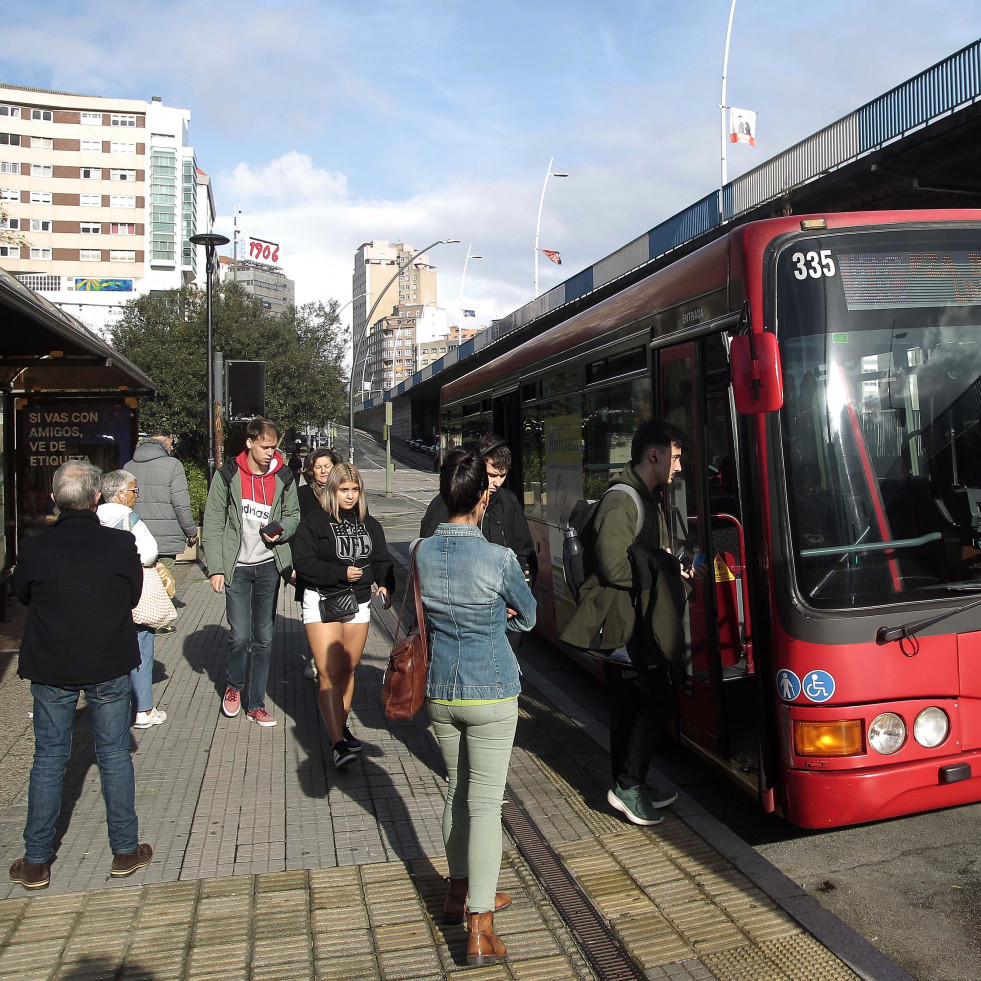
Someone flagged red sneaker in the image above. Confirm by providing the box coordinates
[222,687,241,718]
[247,708,277,727]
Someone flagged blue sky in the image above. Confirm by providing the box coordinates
[4,1,981,324]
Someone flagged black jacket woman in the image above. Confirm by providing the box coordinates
[292,463,394,768]
[295,447,342,682]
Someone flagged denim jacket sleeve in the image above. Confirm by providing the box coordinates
[502,550,536,632]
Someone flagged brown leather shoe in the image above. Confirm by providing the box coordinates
[9,858,50,890]
[110,843,153,877]
[467,911,506,966]
[443,877,513,925]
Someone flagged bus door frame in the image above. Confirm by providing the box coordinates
[656,341,731,760]
[492,387,523,495]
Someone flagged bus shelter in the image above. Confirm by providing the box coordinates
[0,267,155,580]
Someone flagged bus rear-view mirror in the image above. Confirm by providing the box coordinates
[730,332,784,414]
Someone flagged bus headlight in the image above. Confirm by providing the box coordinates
[913,707,949,748]
[794,720,863,757]
[868,713,906,755]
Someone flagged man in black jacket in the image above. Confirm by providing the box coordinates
[419,435,537,585]
[9,460,153,891]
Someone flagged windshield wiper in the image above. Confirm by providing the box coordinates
[875,593,981,648]
[801,531,941,559]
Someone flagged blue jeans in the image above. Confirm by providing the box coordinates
[25,677,139,863]
[131,628,155,713]
[428,698,518,913]
[224,560,280,711]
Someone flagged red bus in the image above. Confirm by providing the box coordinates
[440,211,981,828]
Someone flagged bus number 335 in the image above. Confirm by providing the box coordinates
[792,249,836,279]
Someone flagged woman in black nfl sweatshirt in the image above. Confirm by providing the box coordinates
[292,463,394,768]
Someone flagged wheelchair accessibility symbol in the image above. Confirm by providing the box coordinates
[776,669,801,702]
[802,670,835,703]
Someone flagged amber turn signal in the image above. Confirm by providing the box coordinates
[794,720,863,757]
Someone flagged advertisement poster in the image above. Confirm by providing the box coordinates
[544,412,583,599]
[17,401,134,535]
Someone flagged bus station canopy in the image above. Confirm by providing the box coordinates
[0,266,155,396]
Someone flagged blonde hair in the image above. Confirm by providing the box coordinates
[321,463,366,521]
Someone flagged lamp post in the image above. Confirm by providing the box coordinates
[190,232,230,483]
[348,238,458,463]
[232,205,242,283]
[457,244,482,342]
[534,157,568,297]
[719,0,738,217]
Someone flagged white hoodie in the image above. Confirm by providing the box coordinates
[97,502,159,568]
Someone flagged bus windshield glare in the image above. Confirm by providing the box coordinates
[777,227,981,608]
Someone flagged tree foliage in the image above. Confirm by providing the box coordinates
[108,283,349,461]
[0,203,29,247]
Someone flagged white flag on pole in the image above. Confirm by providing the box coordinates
[729,108,757,146]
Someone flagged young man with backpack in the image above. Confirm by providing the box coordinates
[202,418,300,727]
[560,419,693,826]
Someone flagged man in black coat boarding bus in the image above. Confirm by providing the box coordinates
[8,460,153,890]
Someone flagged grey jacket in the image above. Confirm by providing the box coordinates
[124,438,197,555]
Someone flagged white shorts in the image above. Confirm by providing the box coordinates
[302,590,371,626]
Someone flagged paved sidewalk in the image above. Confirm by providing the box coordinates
[0,510,902,980]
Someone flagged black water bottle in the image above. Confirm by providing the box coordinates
[563,525,584,602]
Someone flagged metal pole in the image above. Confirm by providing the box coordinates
[534,158,567,298]
[190,232,229,484]
[348,239,457,463]
[534,156,553,299]
[458,244,481,344]
[205,248,215,480]
[720,0,737,219]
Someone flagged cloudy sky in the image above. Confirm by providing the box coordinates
[4,2,980,329]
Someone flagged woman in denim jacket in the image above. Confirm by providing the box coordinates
[415,453,536,966]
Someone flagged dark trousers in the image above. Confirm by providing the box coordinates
[610,663,677,788]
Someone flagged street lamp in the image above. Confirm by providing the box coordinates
[534,156,568,297]
[719,0,738,218]
[457,244,482,341]
[348,238,459,463]
[190,232,230,482]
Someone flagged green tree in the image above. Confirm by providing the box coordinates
[108,284,349,462]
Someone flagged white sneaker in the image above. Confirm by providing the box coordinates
[134,708,167,729]
[303,658,317,681]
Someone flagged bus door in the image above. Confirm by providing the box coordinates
[658,337,756,776]
[492,388,523,494]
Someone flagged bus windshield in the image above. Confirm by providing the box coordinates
[776,226,981,608]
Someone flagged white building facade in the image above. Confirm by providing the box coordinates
[0,84,213,334]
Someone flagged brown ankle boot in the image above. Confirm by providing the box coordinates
[443,877,513,925]
[443,877,469,924]
[467,911,506,966]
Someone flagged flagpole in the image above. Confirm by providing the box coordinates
[534,157,568,298]
[720,0,737,221]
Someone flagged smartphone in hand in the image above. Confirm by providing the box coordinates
[260,520,284,539]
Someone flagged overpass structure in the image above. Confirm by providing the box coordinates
[356,38,981,440]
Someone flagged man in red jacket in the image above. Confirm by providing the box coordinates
[202,418,300,727]
[9,460,153,890]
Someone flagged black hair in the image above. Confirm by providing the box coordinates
[477,433,511,471]
[631,419,688,464]
[440,452,489,518]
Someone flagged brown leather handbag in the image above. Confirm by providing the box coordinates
[382,543,429,721]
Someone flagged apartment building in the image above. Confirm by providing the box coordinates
[352,241,439,399]
[0,83,212,334]
[218,256,295,315]
[365,303,423,394]
[416,325,481,370]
